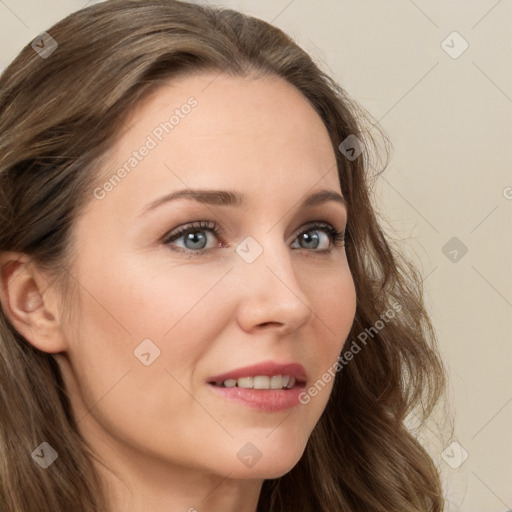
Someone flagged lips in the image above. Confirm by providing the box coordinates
[206,361,308,412]
[207,361,307,387]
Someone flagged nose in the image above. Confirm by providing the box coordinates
[234,235,315,336]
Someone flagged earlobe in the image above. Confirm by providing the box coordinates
[0,252,67,354]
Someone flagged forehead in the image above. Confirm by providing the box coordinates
[91,72,340,217]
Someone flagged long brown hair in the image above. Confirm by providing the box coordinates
[0,1,446,510]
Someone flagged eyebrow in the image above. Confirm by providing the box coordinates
[139,188,347,217]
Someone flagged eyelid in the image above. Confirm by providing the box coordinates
[292,220,344,237]
[162,220,220,245]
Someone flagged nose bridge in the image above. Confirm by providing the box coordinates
[234,229,314,332]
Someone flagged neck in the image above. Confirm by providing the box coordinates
[88,425,264,512]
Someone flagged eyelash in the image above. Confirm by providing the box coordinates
[162,220,346,257]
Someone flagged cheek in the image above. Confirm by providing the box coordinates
[68,246,356,384]
[309,266,357,352]
[62,263,233,460]
[75,257,223,336]
[66,260,235,392]
[281,266,355,414]
[62,244,356,468]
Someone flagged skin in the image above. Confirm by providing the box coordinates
[0,72,356,511]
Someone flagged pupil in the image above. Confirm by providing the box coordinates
[186,231,207,250]
[302,231,319,249]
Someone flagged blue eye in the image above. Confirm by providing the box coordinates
[290,222,345,251]
[163,220,346,257]
[163,221,223,256]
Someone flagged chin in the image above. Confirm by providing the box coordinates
[228,460,301,480]
[223,438,308,479]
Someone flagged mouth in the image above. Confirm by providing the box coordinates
[208,374,301,390]
[206,361,307,412]
[207,361,307,389]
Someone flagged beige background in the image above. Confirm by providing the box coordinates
[1,0,511,510]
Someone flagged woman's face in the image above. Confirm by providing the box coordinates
[57,72,357,480]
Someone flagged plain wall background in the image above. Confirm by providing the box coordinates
[1,1,510,510]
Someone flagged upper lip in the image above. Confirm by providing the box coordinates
[207,361,307,385]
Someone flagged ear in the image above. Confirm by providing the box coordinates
[0,252,68,353]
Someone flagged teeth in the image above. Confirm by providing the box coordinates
[253,376,270,389]
[270,375,282,389]
[237,377,253,389]
[218,374,297,389]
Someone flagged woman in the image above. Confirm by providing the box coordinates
[0,1,446,511]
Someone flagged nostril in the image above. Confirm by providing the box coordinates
[259,322,282,328]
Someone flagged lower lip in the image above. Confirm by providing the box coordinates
[207,383,305,412]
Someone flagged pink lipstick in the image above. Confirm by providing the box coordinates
[207,361,307,412]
